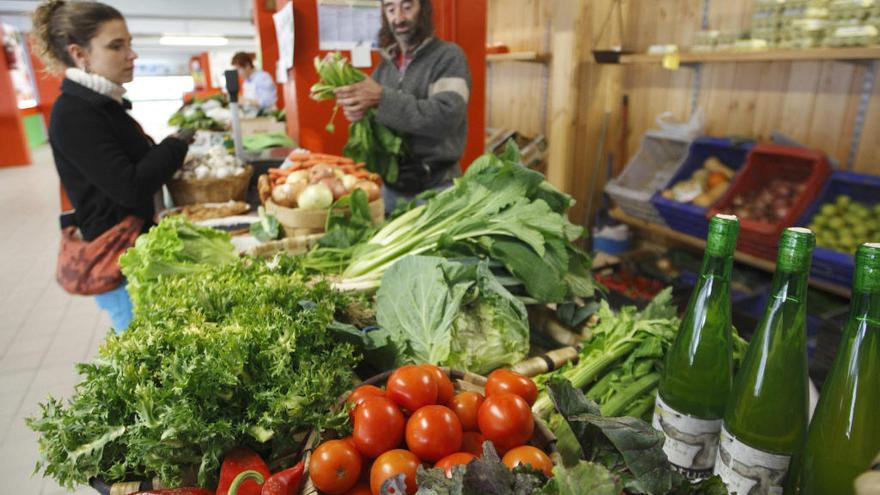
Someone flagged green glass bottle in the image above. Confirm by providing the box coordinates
[654,214,739,480]
[798,243,880,495]
[715,227,814,494]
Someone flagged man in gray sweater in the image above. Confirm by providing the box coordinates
[334,0,471,213]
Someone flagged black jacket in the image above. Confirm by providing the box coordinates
[50,79,188,241]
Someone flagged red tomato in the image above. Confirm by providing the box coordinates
[347,385,385,419]
[405,405,463,462]
[485,369,538,406]
[386,365,438,412]
[434,452,476,478]
[343,481,372,495]
[447,391,484,432]
[309,439,363,494]
[353,396,405,458]
[477,392,534,453]
[370,449,420,495]
[419,364,454,404]
[460,431,486,457]
[501,445,554,477]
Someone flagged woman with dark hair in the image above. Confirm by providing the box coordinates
[32,0,193,331]
[334,0,472,214]
[230,51,277,111]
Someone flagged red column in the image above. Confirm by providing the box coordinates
[253,0,285,109]
[0,25,32,167]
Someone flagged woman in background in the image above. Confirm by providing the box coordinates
[32,0,194,331]
[231,51,278,111]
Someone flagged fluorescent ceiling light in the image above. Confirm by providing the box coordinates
[159,35,229,46]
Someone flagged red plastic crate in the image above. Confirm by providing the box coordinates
[707,144,831,260]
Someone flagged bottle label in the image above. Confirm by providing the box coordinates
[652,394,721,480]
[714,425,791,494]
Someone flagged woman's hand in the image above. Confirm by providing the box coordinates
[335,78,383,122]
[172,128,196,144]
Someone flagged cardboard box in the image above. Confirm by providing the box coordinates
[240,117,287,136]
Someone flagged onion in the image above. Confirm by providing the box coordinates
[321,177,348,200]
[298,183,334,210]
[309,164,336,183]
[272,183,297,208]
[287,179,309,206]
[340,174,359,191]
[353,180,381,202]
[285,170,309,184]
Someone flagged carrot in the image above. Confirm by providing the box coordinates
[268,168,289,178]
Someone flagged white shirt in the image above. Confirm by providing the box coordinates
[242,69,277,110]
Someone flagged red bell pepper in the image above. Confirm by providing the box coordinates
[262,461,305,495]
[216,447,271,495]
[227,461,305,495]
[132,490,213,495]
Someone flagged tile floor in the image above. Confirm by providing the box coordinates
[0,145,110,494]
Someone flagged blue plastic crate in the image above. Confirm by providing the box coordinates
[796,171,880,286]
[651,137,753,239]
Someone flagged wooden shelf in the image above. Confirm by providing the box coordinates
[609,207,852,298]
[619,46,880,65]
[486,51,551,63]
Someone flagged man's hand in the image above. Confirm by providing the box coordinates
[335,77,383,122]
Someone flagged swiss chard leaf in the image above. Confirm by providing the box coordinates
[546,377,705,495]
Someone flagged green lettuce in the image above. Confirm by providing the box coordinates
[119,216,238,313]
[375,256,529,374]
[28,257,358,489]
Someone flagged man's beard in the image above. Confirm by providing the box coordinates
[392,21,419,45]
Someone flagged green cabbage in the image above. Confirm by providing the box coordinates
[375,256,529,374]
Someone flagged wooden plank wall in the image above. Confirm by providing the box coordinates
[624,0,880,173]
[485,0,550,138]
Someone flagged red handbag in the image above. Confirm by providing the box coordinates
[56,215,144,295]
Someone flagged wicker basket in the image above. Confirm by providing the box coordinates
[265,197,385,237]
[243,234,324,258]
[298,368,560,495]
[167,165,253,206]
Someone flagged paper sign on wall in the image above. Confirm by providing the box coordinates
[273,1,295,76]
[318,0,381,51]
[351,43,372,68]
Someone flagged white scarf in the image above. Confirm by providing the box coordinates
[65,68,127,104]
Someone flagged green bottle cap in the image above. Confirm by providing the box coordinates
[777,227,815,272]
[706,214,740,257]
[854,243,880,292]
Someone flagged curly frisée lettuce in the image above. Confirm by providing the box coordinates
[374,256,529,375]
[27,257,360,490]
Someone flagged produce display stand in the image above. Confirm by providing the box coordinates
[608,205,852,298]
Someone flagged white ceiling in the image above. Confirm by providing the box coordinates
[0,0,258,70]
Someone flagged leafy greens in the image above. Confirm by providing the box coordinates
[374,255,530,374]
[310,52,404,183]
[119,215,239,314]
[305,142,596,304]
[28,257,359,489]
